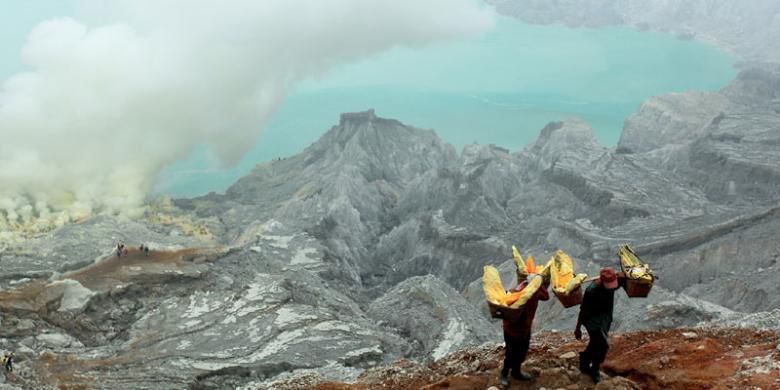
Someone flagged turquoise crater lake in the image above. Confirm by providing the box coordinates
[157,17,736,196]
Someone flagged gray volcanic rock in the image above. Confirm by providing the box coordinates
[659,212,780,312]
[686,114,780,203]
[177,109,459,291]
[1,237,414,389]
[722,68,780,109]
[367,275,499,360]
[513,118,715,229]
[618,92,729,153]
[486,0,780,63]
[705,308,780,331]
[207,94,780,320]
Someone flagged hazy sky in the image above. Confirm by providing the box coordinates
[0,1,77,79]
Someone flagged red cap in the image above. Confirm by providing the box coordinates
[599,267,619,289]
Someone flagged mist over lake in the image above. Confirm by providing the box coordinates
[157,17,736,197]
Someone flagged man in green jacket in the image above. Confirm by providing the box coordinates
[575,267,622,383]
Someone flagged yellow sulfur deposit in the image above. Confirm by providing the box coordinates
[550,250,573,293]
[618,244,654,283]
[527,255,535,273]
[483,266,543,308]
[513,246,549,276]
[538,259,552,282]
[627,266,653,282]
[483,266,507,305]
[512,246,528,278]
[550,250,587,295]
[618,244,641,268]
[509,276,542,308]
[564,273,588,294]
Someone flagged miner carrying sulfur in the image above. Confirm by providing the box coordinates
[575,267,625,383]
[499,273,549,386]
[2,351,13,373]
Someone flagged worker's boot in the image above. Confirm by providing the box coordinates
[499,373,509,387]
[499,365,510,388]
[579,352,590,374]
[590,363,601,383]
[511,370,532,381]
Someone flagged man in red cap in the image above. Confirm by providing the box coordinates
[575,266,623,383]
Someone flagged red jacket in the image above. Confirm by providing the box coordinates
[502,280,550,337]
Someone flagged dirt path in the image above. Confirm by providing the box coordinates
[64,247,205,291]
[0,247,212,314]
[264,328,780,390]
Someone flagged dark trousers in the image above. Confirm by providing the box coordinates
[502,332,530,377]
[581,325,609,370]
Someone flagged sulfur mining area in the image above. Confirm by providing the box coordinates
[1,75,779,389]
[2,1,780,389]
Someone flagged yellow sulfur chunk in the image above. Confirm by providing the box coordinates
[627,265,654,283]
[564,273,588,294]
[538,259,552,283]
[550,250,576,294]
[618,244,642,269]
[483,266,544,309]
[483,266,507,305]
[512,246,528,278]
[619,245,654,283]
[503,290,523,306]
[526,255,536,274]
[509,276,542,308]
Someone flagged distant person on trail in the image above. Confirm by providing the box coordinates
[140,243,150,256]
[500,273,549,387]
[2,351,13,373]
[575,267,624,383]
[116,243,123,258]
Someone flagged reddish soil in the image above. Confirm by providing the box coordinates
[603,328,780,390]
[0,248,208,313]
[65,247,205,290]
[263,328,780,390]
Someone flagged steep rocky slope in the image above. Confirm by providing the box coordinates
[0,66,778,387]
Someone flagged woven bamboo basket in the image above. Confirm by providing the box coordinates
[554,286,583,308]
[624,278,653,297]
[487,301,525,322]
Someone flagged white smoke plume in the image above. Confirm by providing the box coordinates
[0,0,494,236]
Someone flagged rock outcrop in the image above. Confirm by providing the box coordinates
[368,275,499,360]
